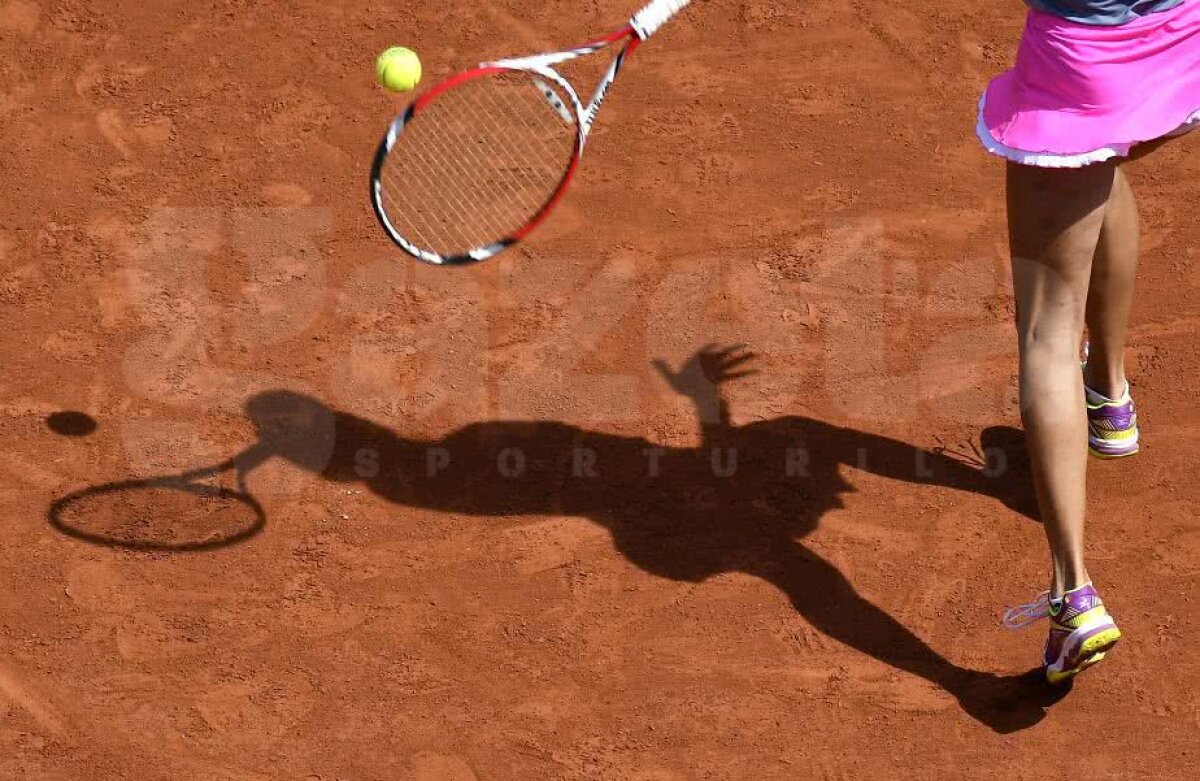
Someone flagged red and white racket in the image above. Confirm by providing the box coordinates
[370,0,692,265]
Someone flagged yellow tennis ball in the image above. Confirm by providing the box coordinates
[376,46,422,92]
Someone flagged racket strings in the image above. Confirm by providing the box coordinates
[470,86,558,212]
[377,71,578,258]
[413,93,533,242]
[387,81,568,251]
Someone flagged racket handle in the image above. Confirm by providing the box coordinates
[631,0,692,40]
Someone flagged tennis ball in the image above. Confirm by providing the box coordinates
[376,46,422,92]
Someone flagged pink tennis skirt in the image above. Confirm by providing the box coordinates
[978,2,1200,167]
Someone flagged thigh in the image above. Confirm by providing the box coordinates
[1006,162,1117,341]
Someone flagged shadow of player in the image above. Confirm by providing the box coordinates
[237,344,1061,732]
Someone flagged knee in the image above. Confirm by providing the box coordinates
[1016,315,1086,376]
[1015,299,1084,361]
[1011,270,1088,361]
[1018,324,1080,362]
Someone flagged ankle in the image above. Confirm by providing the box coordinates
[1083,365,1127,400]
[1051,567,1091,597]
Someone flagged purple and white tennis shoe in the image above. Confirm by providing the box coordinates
[1004,583,1122,684]
[1086,384,1139,459]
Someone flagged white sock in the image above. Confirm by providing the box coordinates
[1085,383,1128,405]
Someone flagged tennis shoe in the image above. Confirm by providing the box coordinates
[1003,583,1122,685]
[1086,384,1139,459]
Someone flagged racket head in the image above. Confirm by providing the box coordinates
[48,476,266,553]
[371,65,585,265]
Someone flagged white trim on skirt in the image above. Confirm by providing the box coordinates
[976,94,1200,168]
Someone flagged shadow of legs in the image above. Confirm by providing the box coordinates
[750,541,1068,732]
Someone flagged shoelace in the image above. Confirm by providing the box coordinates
[1002,591,1051,630]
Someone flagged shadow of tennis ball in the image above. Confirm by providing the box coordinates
[47,411,98,437]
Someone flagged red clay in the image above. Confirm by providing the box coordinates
[2,1,1198,779]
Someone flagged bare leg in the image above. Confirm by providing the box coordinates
[1007,161,1117,595]
[1083,167,1140,398]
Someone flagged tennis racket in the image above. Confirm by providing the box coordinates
[370,0,692,265]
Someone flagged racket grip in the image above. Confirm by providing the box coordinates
[631,0,692,40]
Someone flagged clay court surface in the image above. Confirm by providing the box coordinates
[2,0,1198,778]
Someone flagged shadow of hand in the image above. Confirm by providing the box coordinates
[653,343,758,398]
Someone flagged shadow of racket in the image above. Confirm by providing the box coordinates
[48,443,274,553]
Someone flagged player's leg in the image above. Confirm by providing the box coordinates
[1081,166,1142,457]
[1083,167,1139,397]
[1008,160,1112,593]
[1006,160,1122,682]
[1080,129,1195,457]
